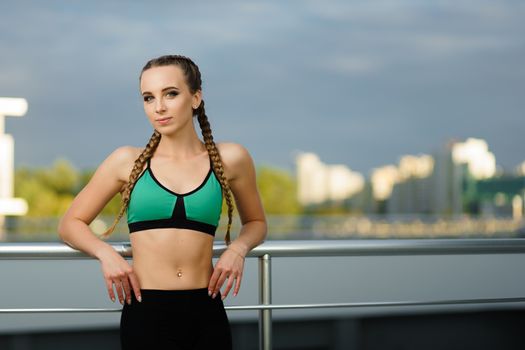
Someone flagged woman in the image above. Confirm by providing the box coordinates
[58,54,267,349]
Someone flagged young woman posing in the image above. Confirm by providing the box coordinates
[58,54,267,349]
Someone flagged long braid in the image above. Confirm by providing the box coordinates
[102,54,234,245]
[100,130,161,238]
[195,100,234,245]
[150,54,234,246]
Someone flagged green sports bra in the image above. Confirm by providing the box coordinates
[126,157,223,236]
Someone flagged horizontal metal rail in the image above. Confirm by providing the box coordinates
[2,238,525,350]
[2,296,525,314]
[2,238,525,259]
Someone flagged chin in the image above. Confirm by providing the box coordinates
[157,126,184,137]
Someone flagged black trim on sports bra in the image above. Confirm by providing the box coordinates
[128,218,217,235]
[146,157,213,197]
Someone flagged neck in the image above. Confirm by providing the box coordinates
[155,124,207,161]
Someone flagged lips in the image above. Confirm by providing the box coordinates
[156,117,173,125]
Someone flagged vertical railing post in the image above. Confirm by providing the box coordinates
[258,253,272,350]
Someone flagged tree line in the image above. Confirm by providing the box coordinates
[14,158,302,218]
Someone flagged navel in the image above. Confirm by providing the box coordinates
[177,269,183,278]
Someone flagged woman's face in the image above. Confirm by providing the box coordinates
[140,65,201,135]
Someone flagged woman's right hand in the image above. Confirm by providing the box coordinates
[98,248,142,305]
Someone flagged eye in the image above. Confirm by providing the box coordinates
[143,95,153,103]
[166,90,178,98]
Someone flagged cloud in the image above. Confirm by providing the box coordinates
[318,55,384,75]
[304,0,524,25]
[408,33,518,57]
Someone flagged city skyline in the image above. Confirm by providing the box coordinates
[296,137,523,205]
[295,137,524,227]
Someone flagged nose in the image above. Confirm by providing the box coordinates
[155,98,166,114]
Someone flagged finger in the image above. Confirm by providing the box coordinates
[233,271,243,296]
[221,274,236,300]
[213,270,230,298]
[128,273,142,302]
[114,279,125,304]
[208,267,222,296]
[105,279,116,302]
[121,278,132,305]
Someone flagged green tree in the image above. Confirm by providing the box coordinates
[256,166,301,214]
[14,158,122,217]
[14,159,303,219]
[34,158,79,195]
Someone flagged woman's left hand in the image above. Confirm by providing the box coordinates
[208,247,245,300]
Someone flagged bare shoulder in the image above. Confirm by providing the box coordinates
[104,145,144,185]
[110,145,143,163]
[58,145,144,227]
[216,142,254,181]
[216,142,253,167]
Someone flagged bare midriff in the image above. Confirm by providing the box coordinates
[129,228,214,290]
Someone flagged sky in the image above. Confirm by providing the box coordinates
[1,0,524,176]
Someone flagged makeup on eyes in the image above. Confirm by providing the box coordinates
[142,88,178,102]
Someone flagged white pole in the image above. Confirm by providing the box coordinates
[0,97,29,240]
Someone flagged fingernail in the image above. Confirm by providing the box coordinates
[111,297,115,302]
[212,293,216,299]
[127,299,131,305]
[120,299,124,305]
[221,295,225,300]
[208,290,212,296]
[233,292,237,297]
[138,296,142,302]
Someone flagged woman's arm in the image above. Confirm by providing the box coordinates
[208,142,268,299]
[57,146,142,304]
[58,146,128,256]
[224,143,267,256]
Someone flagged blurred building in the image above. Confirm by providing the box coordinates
[516,161,525,176]
[296,152,364,205]
[370,165,400,201]
[385,138,496,216]
[465,174,525,219]
[384,137,525,219]
[384,154,434,215]
[451,138,496,179]
[429,137,504,217]
[295,138,525,219]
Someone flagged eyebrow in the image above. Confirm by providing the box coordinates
[141,86,179,95]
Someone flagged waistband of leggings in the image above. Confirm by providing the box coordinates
[137,287,212,298]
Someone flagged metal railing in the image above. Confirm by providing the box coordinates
[2,238,525,350]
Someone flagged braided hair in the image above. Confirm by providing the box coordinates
[100,55,234,245]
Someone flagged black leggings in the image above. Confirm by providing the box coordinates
[120,288,232,350]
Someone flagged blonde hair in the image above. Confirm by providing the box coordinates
[100,55,234,245]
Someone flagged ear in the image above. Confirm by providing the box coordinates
[192,89,202,108]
